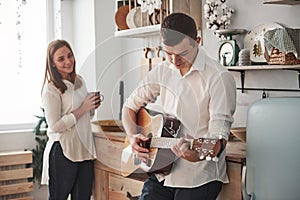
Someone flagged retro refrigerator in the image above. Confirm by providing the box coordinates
[242,97,300,200]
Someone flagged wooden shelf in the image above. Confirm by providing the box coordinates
[226,64,300,71]
[263,0,300,5]
[114,0,202,38]
[114,24,160,38]
[226,65,300,94]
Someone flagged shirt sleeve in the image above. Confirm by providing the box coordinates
[124,68,161,112]
[208,71,236,140]
[42,87,77,133]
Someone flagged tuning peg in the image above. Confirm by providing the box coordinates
[206,155,212,161]
[212,157,219,162]
[211,139,217,145]
[199,153,205,160]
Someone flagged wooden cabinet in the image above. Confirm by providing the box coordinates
[217,142,246,200]
[93,131,145,200]
[93,131,246,200]
[94,161,144,200]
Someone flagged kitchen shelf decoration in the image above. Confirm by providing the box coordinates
[115,0,166,32]
[138,0,162,15]
[243,22,283,64]
[114,0,202,38]
[203,0,234,31]
[264,27,300,65]
[215,29,246,66]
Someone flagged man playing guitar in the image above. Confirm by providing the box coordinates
[122,13,236,200]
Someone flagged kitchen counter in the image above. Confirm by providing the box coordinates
[93,130,246,162]
[93,130,246,200]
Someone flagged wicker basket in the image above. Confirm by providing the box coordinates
[264,47,300,65]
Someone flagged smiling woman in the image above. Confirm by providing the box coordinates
[0,0,47,131]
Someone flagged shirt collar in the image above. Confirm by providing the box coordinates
[192,46,206,71]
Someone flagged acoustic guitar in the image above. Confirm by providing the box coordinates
[121,107,221,177]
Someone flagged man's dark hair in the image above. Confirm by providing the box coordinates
[160,13,197,46]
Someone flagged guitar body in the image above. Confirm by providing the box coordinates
[137,108,179,175]
[121,107,180,177]
[121,107,221,177]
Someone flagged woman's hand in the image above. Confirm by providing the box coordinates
[72,93,101,120]
[82,93,102,112]
[93,93,102,110]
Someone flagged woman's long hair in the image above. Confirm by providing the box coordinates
[41,39,79,94]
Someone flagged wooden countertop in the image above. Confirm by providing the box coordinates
[226,140,246,162]
[94,130,126,142]
[93,130,246,161]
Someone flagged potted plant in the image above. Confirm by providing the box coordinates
[32,107,48,185]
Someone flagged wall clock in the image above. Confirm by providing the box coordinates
[215,29,246,66]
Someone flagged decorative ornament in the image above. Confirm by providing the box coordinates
[137,0,162,15]
[203,0,234,31]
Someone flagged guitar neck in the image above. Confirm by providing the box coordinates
[150,137,191,149]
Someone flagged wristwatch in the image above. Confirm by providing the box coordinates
[217,139,226,157]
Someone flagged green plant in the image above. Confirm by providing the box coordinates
[32,107,48,185]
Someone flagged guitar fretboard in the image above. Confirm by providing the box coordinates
[150,137,191,149]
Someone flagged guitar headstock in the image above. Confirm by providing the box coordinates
[190,138,221,162]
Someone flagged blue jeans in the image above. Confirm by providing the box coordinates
[48,142,94,200]
[139,174,222,200]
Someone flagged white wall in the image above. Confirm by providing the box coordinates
[201,1,300,127]
[93,0,123,120]
[61,0,97,96]
[0,131,36,151]
[93,0,147,120]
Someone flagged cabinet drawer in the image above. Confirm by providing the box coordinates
[217,161,243,200]
[109,173,143,199]
[94,134,126,171]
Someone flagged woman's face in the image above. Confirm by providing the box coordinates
[52,46,74,80]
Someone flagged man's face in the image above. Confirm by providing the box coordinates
[162,37,198,72]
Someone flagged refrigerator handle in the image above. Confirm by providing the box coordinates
[242,165,254,200]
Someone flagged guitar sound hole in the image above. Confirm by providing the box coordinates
[139,135,152,149]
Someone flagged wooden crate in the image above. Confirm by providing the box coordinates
[0,151,33,200]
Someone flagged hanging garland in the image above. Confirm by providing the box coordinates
[16,0,27,72]
[203,0,234,31]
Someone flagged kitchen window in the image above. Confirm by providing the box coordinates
[0,0,47,131]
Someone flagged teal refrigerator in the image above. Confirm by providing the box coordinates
[243,97,300,200]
